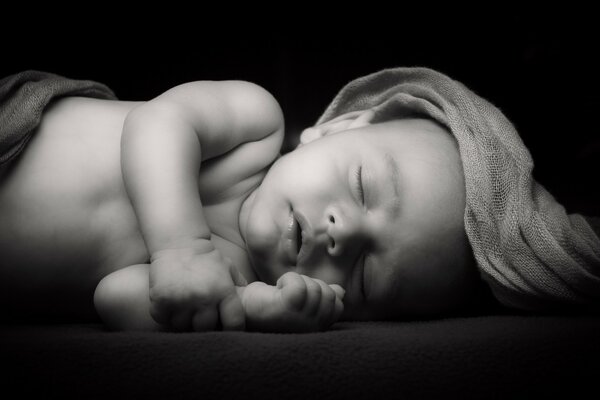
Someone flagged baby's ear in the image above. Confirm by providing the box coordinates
[299,109,375,146]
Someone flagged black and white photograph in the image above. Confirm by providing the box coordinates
[1,12,599,399]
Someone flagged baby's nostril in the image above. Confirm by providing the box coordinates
[329,215,335,223]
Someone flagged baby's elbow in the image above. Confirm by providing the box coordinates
[94,268,162,332]
[94,274,132,331]
[94,276,123,330]
[225,80,285,138]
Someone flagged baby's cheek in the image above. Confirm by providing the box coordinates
[251,248,291,286]
[296,262,346,288]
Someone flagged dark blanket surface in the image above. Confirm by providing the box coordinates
[2,316,599,399]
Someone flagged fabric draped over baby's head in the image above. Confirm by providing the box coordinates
[312,67,600,311]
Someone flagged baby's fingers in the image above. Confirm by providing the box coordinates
[329,284,345,301]
[311,279,341,329]
[191,308,218,332]
[333,294,344,322]
[328,284,345,322]
[170,309,194,332]
[219,292,246,331]
[149,301,173,326]
[300,275,322,315]
[228,261,248,287]
[277,271,307,311]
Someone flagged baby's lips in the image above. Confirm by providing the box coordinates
[329,284,345,300]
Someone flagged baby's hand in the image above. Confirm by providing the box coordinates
[240,272,345,332]
[149,244,247,331]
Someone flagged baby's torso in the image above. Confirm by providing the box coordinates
[0,97,259,319]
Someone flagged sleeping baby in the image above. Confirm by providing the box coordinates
[0,68,598,332]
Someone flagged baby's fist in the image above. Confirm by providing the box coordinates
[241,272,344,333]
[277,271,345,331]
[277,272,345,332]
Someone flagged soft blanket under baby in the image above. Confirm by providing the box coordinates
[2,316,599,399]
[313,67,600,311]
[0,70,116,165]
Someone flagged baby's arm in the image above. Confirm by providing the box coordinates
[95,266,344,332]
[120,81,283,331]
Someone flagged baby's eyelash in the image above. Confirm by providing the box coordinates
[355,166,365,204]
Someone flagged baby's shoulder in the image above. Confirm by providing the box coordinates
[40,96,139,133]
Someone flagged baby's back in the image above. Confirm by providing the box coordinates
[0,97,147,320]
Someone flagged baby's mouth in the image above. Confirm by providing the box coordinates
[293,210,314,267]
[284,212,301,266]
[284,209,313,267]
[295,218,303,260]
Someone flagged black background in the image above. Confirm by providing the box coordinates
[1,12,599,399]
[3,12,598,215]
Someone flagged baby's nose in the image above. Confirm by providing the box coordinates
[323,207,366,258]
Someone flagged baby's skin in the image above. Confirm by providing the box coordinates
[0,81,474,331]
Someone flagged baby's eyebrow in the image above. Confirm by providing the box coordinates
[383,152,402,218]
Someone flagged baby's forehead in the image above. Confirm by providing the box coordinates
[336,120,459,171]
[336,119,455,150]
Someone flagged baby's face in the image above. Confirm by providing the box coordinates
[239,118,475,320]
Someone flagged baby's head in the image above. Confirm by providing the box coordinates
[239,114,481,320]
[240,65,600,317]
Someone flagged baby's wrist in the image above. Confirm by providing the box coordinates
[150,238,216,262]
[235,285,248,300]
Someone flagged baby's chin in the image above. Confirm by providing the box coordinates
[246,239,281,285]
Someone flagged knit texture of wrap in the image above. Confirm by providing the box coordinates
[314,67,600,311]
[0,70,116,166]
